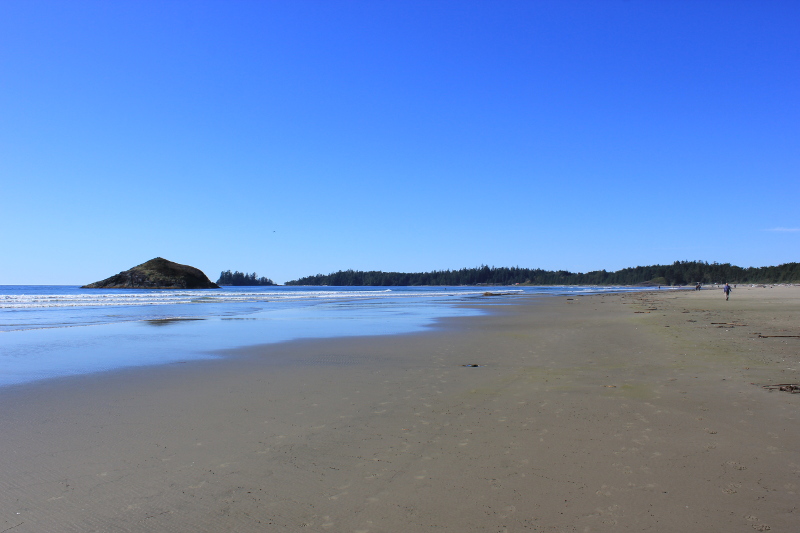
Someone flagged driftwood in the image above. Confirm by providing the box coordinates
[758,335,800,338]
[762,384,800,393]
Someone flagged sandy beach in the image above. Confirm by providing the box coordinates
[1,286,798,532]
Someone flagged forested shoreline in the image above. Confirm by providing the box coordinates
[216,270,276,286]
[284,261,800,287]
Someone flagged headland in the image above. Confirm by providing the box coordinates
[82,257,219,289]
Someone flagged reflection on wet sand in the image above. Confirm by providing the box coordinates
[144,318,207,327]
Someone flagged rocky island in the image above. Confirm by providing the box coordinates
[82,257,220,289]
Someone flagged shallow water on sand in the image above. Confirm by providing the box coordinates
[0,285,651,386]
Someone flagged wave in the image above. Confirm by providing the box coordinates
[0,288,511,309]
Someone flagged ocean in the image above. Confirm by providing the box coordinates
[0,285,651,387]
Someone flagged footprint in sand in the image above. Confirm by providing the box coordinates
[595,485,612,496]
[726,461,747,470]
[590,504,621,526]
[722,482,741,494]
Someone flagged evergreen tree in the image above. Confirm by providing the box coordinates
[217,270,276,286]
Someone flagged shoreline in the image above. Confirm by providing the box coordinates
[0,286,650,387]
[1,288,798,531]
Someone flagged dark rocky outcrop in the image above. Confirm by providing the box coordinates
[82,257,220,289]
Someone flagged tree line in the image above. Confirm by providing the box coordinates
[284,261,800,286]
[216,270,276,286]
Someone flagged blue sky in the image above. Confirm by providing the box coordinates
[2,1,798,284]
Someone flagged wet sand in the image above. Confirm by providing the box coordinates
[1,287,798,532]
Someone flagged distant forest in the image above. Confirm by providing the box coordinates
[284,261,800,287]
[217,270,276,286]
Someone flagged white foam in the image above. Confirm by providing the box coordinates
[0,288,509,309]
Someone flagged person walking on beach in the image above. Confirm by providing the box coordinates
[723,283,732,301]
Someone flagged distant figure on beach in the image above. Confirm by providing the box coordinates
[723,283,732,301]
[695,282,701,291]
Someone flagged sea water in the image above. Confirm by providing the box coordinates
[0,285,649,387]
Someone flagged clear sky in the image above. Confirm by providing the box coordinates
[2,1,798,285]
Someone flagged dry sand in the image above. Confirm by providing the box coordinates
[1,287,798,532]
